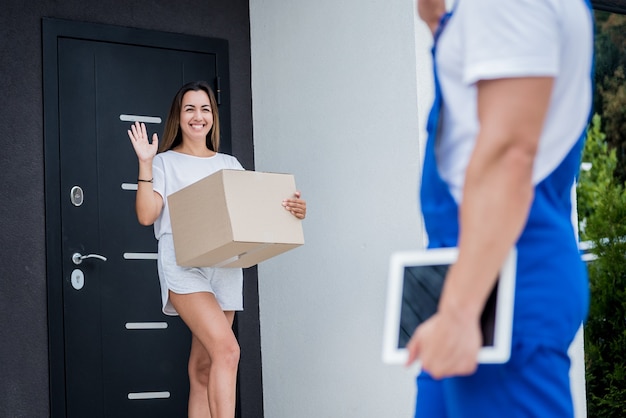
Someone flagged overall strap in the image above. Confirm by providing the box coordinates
[419,7,459,248]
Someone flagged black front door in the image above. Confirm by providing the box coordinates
[44,19,247,417]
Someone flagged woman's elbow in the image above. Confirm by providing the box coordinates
[137,217,154,226]
[136,210,158,226]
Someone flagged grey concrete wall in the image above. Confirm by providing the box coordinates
[0,1,256,417]
[250,1,426,416]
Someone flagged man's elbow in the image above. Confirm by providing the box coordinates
[506,143,536,166]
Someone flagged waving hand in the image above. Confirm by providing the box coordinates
[128,121,159,162]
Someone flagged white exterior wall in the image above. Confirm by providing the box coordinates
[250,1,429,416]
[249,1,586,417]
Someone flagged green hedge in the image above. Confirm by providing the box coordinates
[578,114,626,417]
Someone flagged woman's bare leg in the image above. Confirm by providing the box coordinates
[188,334,211,417]
[170,291,239,418]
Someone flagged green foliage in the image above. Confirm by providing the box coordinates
[577,114,617,240]
[578,115,626,417]
[594,11,626,183]
[599,65,626,182]
[578,10,626,415]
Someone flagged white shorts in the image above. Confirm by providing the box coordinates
[157,234,244,316]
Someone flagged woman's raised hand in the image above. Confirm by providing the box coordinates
[128,121,159,162]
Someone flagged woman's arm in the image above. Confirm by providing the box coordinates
[283,191,307,220]
[128,122,163,225]
[406,76,554,378]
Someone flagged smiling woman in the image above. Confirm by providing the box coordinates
[127,80,307,418]
[158,80,221,154]
[178,92,215,154]
[127,81,246,417]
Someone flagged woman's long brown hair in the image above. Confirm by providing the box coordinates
[157,81,220,153]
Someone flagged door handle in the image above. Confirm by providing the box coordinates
[72,252,107,265]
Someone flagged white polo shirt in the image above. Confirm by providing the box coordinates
[435,0,593,202]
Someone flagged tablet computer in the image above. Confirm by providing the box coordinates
[382,247,517,366]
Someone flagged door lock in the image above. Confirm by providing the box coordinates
[71,269,85,290]
[70,186,84,207]
[72,252,107,265]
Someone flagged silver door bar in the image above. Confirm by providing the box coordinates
[125,322,168,330]
[127,391,170,400]
[123,253,158,260]
[119,114,162,124]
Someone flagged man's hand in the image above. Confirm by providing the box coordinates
[405,300,482,379]
[405,264,484,379]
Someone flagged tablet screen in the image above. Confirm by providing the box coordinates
[397,264,498,349]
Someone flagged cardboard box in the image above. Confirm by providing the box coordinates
[168,169,305,268]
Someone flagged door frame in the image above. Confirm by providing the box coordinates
[43,17,261,417]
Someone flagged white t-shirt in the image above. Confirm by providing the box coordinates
[152,151,244,239]
[435,0,593,202]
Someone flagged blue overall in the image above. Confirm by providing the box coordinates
[415,2,592,417]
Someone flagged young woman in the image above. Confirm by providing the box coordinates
[128,80,306,418]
